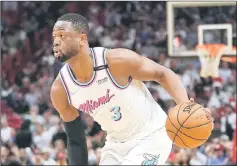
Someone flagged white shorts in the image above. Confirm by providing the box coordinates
[99,127,173,165]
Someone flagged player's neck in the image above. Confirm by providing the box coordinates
[67,46,94,81]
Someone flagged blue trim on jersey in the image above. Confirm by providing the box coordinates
[103,48,132,89]
[67,48,97,86]
[59,71,72,105]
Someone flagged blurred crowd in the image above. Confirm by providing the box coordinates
[1,1,236,166]
[174,6,236,51]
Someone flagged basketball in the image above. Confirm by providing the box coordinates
[165,102,213,148]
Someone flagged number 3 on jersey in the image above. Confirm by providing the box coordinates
[110,106,122,121]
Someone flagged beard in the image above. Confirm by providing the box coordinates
[57,48,78,62]
[57,54,71,62]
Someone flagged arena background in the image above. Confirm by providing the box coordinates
[1,1,236,165]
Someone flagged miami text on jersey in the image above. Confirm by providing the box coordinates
[78,89,115,113]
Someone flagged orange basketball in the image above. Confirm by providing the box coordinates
[165,102,213,148]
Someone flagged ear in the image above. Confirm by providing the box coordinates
[79,33,87,46]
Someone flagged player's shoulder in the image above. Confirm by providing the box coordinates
[105,48,141,67]
[50,74,69,111]
[50,74,64,99]
[92,47,135,59]
[51,74,62,91]
[106,48,137,61]
[106,47,133,56]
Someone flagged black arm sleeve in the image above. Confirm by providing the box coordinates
[63,116,88,165]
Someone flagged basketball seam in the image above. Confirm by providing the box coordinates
[177,103,198,126]
[169,103,184,143]
[166,130,189,148]
[173,105,203,143]
[176,103,185,127]
[167,116,207,141]
[181,120,213,129]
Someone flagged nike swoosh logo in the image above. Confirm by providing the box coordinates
[70,89,80,95]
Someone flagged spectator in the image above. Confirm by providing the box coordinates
[25,84,41,107]
[95,148,101,165]
[219,62,232,84]
[41,147,57,165]
[15,119,32,148]
[1,145,11,165]
[33,122,55,149]
[24,105,44,124]
[18,148,34,165]
[208,81,229,108]
[189,148,208,165]
[55,152,68,165]
[206,145,228,165]
[1,116,15,143]
[8,91,29,114]
[54,139,66,155]
[220,105,236,140]
[149,88,167,111]
[87,138,97,165]
[52,121,67,149]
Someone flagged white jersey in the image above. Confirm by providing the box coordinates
[59,47,167,142]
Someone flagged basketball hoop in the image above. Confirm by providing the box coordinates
[221,46,237,63]
[196,44,229,78]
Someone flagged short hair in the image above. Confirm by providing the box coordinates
[57,13,89,35]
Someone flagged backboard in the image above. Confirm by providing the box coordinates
[167,2,236,57]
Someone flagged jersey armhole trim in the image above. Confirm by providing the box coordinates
[59,71,72,105]
[103,48,133,89]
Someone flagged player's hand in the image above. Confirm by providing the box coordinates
[188,98,214,130]
[189,98,195,103]
[205,108,212,114]
[188,98,211,114]
[204,108,214,130]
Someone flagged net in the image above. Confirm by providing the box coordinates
[196,44,229,78]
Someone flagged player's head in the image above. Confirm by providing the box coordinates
[52,13,89,62]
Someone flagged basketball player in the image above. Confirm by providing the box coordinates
[50,13,196,165]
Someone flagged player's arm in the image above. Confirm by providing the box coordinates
[107,48,189,104]
[50,76,88,165]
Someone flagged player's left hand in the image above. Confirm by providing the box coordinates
[189,98,195,103]
[188,98,212,115]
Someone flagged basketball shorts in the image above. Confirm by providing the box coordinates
[99,126,173,165]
